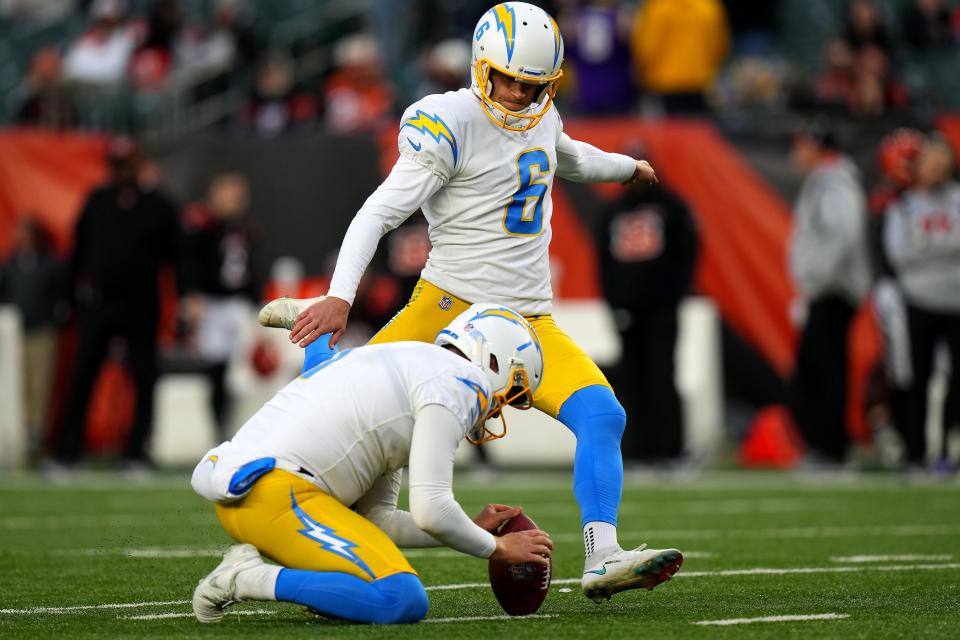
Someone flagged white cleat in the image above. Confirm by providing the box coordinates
[257,296,325,330]
[192,544,264,623]
[581,544,683,604]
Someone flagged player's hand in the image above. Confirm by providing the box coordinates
[290,296,350,349]
[474,504,522,533]
[491,530,553,566]
[622,159,658,186]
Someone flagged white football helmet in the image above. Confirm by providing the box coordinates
[435,303,544,444]
[471,2,564,132]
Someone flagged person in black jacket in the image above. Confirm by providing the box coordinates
[597,181,699,464]
[53,137,181,471]
[181,172,261,440]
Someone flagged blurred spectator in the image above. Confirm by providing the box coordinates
[883,137,960,470]
[788,123,872,465]
[0,0,74,24]
[563,0,634,115]
[62,0,137,88]
[238,51,317,137]
[182,172,261,440]
[814,40,858,112]
[186,0,261,96]
[128,0,183,93]
[714,55,790,113]
[208,0,260,72]
[842,0,894,59]
[902,0,954,53]
[814,39,905,117]
[52,138,182,472]
[867,129,925,450]
[631,0,730,116]
[597,178,699,464]
[323,34,394,133]
[15,47,77,128]
[416,39,471,97]
[0,217,68,463]
[822,0,903,117]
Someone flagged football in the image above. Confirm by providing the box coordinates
[488,513,552,616]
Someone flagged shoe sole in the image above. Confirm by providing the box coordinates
[584,550,684,603]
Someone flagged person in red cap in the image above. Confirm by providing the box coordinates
[867,128,925,458]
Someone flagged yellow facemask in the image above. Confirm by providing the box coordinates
[466,363,535,445]
[472,58,562,133]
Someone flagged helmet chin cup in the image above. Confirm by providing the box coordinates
[465,363,534,445]
[466,411,506,445]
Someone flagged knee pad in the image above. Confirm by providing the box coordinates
[558,385,626,443]
[375,573,429,624]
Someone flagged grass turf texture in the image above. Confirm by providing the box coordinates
[1,471,958,638]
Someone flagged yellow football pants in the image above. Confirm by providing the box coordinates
[369,278,612,418]
[215,470,415,581]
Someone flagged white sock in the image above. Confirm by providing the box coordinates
[235,564,282,602]
[583,521,619,565]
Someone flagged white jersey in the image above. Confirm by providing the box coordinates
[226,341,490,507]
[327,88,636,316]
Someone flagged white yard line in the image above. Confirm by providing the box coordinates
[63,548,224,559]
[553,523,960,543]
[1,600,189,614]
[694,613,850,626]
[829,554,952,563]
[121,609,277,621]
[0,513,212,530]
[6,562,960,617]
[677,563,960,578]
[530,498,807,517]
[424,614,557,623]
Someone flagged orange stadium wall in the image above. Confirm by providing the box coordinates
[0,123,881,444]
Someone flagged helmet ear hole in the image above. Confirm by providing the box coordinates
[489,353,500,374]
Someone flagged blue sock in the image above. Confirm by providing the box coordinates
[301,333,339,374]
[274,570,428,624]
[557,385,626,527]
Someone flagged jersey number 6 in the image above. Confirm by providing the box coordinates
[503,149,550,236]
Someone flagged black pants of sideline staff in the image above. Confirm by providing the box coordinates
[616,304,685,463]
[791,295,856,463]
[56,303,159,464]
[903,303,960,464]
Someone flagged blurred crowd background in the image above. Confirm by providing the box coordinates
[5,0,960,132]
[0,0,958,478]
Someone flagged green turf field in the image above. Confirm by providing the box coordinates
[1,471,958,638]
